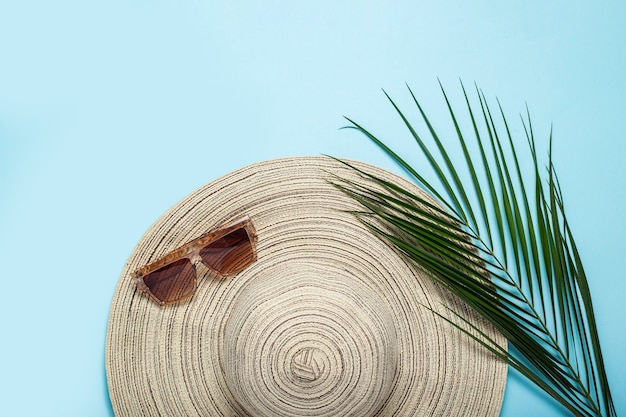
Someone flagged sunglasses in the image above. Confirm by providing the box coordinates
[132,215,257,306]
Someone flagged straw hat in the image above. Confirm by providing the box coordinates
[106,156,507,416]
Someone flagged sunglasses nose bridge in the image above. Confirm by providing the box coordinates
[190,253,203,266]
[189,252,220,277]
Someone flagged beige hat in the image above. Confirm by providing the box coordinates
[105,156,507,416]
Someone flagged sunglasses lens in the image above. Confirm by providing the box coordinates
[199,227,256,275]
[142,258,196,304]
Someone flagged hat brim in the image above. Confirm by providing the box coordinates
[106,156,507,416]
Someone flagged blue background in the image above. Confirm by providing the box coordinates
[1,1,624,416]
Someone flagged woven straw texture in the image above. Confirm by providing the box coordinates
[106,156,507,417]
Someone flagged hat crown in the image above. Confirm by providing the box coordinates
[223,262,398,416]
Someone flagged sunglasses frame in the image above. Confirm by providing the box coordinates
[131,215,257,306]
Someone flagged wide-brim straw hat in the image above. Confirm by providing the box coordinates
[106,156,507,416]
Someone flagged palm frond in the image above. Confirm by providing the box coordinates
[334,82,616,417]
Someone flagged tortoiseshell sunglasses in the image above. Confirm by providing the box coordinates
[131,216,257,306]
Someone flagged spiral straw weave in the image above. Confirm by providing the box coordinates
[106,156,507,416]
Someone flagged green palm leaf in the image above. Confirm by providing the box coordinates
[333,82,616,417]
